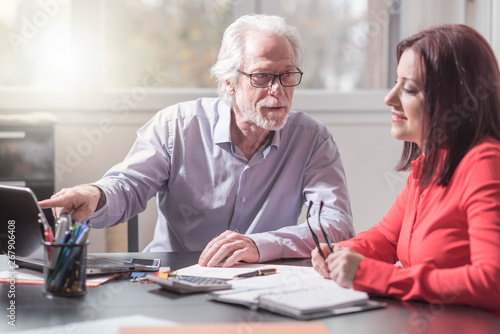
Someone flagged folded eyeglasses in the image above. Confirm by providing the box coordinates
[306,201,333,259]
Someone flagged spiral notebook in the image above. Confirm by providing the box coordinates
[211,281,384,320]
[204,265,386,320]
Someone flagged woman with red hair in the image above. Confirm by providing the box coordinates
[312,24,500,313]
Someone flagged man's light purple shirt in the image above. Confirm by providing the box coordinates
[91,97,354,262]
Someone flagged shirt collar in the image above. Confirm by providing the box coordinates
[214,99,232,145]
[269,128,280,148]
[410,155,425,179]
[214,100,281,155]
[263,131,277,158]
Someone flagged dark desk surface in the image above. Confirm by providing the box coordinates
[1,252,499,333]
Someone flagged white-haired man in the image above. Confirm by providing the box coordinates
[40,14,354,267]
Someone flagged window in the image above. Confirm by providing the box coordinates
[102,0,233,89]
[99,0,400,91]
[490,0,499,58]
[0,0,72,87]
[278,0,400,91]
[0,0,396,91]
[0,0,494,112]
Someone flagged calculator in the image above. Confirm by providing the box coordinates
[147,274,232,294]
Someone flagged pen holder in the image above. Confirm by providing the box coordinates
[42,240,89,297]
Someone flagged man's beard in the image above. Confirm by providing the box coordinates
[235,93,290,131]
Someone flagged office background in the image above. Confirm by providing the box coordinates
[0,0,498,252]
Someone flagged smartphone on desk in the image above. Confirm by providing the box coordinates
[128,258,161,271]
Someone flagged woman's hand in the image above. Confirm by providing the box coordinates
[312,244,364,288]
[311,243,333,278]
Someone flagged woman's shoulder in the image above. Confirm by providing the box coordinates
[466,137,500,160]
[457,137,500,175]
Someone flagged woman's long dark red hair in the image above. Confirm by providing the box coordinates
[395,24,500,188]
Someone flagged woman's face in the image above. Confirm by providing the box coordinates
[385,49,425,148]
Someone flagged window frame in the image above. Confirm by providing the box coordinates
[0,0,494,116]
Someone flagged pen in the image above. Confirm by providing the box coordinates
[50,216,69,268]
[44,226,54,258]
[233,268,277,279]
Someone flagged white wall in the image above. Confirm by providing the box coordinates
[50,110,159,252]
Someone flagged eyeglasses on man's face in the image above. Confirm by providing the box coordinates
[237,68,303,88]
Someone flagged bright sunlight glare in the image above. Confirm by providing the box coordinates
[34,32,92,89]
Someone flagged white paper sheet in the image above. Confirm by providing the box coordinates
[173,263,275,279]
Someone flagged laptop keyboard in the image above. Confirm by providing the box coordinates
[86,255,134,268]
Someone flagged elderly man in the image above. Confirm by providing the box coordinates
[40,14,354,267]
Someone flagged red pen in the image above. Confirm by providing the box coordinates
[44,226,54,257]
[44,226,54,243]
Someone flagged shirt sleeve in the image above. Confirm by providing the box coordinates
[251,135,355,262]
[338,174,412,263]
[348,147,500,312]
[90,111,171,228]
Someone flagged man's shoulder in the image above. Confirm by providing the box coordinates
[285,110,331,138]
[157,97,224,121]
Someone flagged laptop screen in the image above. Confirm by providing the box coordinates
[0,185,45,259]
[0,185,150,274]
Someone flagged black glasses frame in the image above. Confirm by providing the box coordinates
[306,200,333,259]
[237,68,303,88]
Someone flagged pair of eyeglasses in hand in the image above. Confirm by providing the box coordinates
[306,201,333,259]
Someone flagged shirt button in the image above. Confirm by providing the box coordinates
[241,197,246,203]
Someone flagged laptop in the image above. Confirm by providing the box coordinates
[0,184,146,275]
